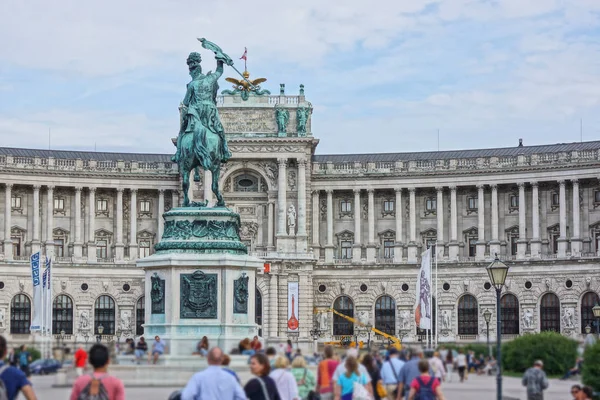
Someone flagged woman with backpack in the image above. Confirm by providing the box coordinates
[334,355,373,400]
[407,360,445,400]
[291,355,316,400]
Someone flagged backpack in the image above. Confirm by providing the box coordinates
[0,365,10,400]
[77,374,109,400]
[414,376,435,400]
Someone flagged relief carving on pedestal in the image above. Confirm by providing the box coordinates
[180,271,217,319]
[233,273,249,314]
[151,273,165,314]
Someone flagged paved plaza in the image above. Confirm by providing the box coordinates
[21,372,579,400]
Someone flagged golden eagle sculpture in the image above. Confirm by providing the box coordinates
[222,70,271,101]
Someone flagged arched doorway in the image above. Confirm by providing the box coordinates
[53,294,74,334]
[500,294,519,335]
[457,295,478,335]
[333,296,354,336]
[581,292,599,333]
[540,293,560,332]
[94,295,116,335]
[375,295,395,336]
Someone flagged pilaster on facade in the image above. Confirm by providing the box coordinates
[114,188,125,261]
[73,186,83,258]
[517,182,528,260]
[157,189,165,243]
[530,182,541,259]
[31,185,42,255]
[45,185,55,259]
[571,179,582,256]
[353,189,362,263]
[557,179,568,258]
[87,187,97,262]
[476,184,486,261]
[448,185,459,260]
[489,184,501,257]
[366,189,376,262]
[324,189,334,263]
[394,188,403,263]
[407,187,418,263]
[435,186,445,260]
[3,183,13,260]
[129,189,138,260]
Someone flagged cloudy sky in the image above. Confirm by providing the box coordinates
[1,0,599,155]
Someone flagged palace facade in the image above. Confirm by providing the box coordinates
[1,83,600,349]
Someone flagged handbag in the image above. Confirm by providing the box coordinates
[256,377,271,400]
[376,380,388,397]
[352,380,373,400]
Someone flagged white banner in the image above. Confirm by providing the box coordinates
[44,257,52,335]
[30,252,42,331]
[415,248,432,330]
[287,282,299,332]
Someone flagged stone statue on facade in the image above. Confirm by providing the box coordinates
[562,308,575,329]
[171,39,235,207]
[120,310,132,331]
[442,310,451,330]
[275,106,289,136]
[287,205,296,234]
[79,310,90,330]
[522,309,534,329]
[399,310,410,330]
[0,308,5,330]
[296,106,310,137]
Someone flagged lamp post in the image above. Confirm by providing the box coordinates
[96,325,104,343]
[483,309,492,358]
[309,328,322,355]
[486,255,510,400]
[593,303,600,337]
[365,323,373,350]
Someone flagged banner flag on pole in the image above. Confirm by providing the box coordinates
[45,256,52,335]
[415,248,432,330]
[30,252,42,331]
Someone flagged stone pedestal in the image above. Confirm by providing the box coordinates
[366,244,376,263]
[138,207,262,358]
[517,240,528,260]
[324,245,335,263]
[530,240,542,259]
[489,241,501,258]
[407,243,418,263]
[448,242,459,261]
[558,238,568,258]
[476,242,486,261]
[571,238,582,257]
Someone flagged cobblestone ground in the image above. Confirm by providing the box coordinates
[21,373,579,400]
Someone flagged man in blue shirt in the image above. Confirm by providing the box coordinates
[380,348,405,399]
[0,336,37,400]
[397,347,433,400]
[150,335,167,364]
[181,347,246,400]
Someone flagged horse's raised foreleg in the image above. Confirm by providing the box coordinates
[182,168,191,207]
[212,165,225,207]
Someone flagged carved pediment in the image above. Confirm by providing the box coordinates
[378,229,395,239]
[53,227,70,236]
[95,229,113,238]
[463,226,478,236]
[420,228,437,236]
[137,229,155,239]
[335,230,354,240]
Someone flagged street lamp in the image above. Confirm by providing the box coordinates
[96,325,104,343]
[483,309,492,357]
[585,325,591,334]
[593,303,600,337]
[486,255,510,400]
[365,323,373,350]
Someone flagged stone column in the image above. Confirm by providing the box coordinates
[129,189,138,260]
[3,184,13,260]
[407,188,417,262]
[530,182,541,258]
[311,191,319,258]
[353,189,362,262]
[571,179,582,256]
[157,189,165,241]
[87,187,96,261]
[73,186,83,258]
[277,159,287,236]
[449,185,459,260]
[297,159,307,237]
[269,273,278,338]
[172,190,179,208]
[476,185,486,261]
[325,189,334,263]
[267,201,275,251]
[45,186,55,258]
[394,188,403,262]
[114,188,124,260]
[32,185,41,255]
[517,183,527,259]
[557,180,568,257]
[490,184,501,257]
[203,170,212,206]
[436,187,444,259]
[366,189,376,262]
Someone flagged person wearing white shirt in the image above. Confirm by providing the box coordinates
[455,349,467,383]
[429,352,446,382]
[269,356,300,400]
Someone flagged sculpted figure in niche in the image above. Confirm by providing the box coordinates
[287,205,296,235]
[562,308,574,329]
[275,107,290,135]
[120,310,132,331]
[0,308,5,328]
[319,312,329,331]
[522,309,534,329]
[399,310,410,330]
[441,310,451,330]
[296,107,310,136]
[79,310,90,330]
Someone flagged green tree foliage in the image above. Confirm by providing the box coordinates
[502,332,577,375]
[582,341,600,392]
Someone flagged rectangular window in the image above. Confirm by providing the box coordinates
[54,239,64,257]
[138,240,151,258]
[97,199,108,212]
[510,195,519,209]
[595,190,600,204]
[54,198,65,211]
[96,239,108,259]
[383,240,394,258]
[468,238,477,257]
[383,200,394,213]
[12,237,21,257]
[551,193,559,207]
[340,240,353,259]
[510,235,518,256]
[11,196,21,209]
[552,235,559,254]
[426,238,437,249]
[425,197,437,211]
[140,200,151,213]
[340,200,352,213]
[468,197,478,211]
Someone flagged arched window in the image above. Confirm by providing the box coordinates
[540,293,560,332]
[375,296,396,336]
[333,296,354,336]
[94,295,116,335]
[53,295,74,334]
[136,297,145,336]
[255,289,263,337]
[10,294,31,334]
[500,294,519,335]
[581,292,600,333]
[457,295,478,335]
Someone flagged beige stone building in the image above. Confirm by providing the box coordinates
[1,84,599,349]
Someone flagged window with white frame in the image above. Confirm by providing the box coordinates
[424,197,436,215]
[594,190,600,208]
[54,239,65,257]
[54,198,65,212]
[551,192,559,211]
[138,240,151,258]
[382,199,395,216]
[339,199,352,217]
[11,196,22,210]
[467,196,477,214]
[509,194,519,212]
[506,226,519,255]
[383,240,394,258]
[337,231,354,259]
[96,199,109,216]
